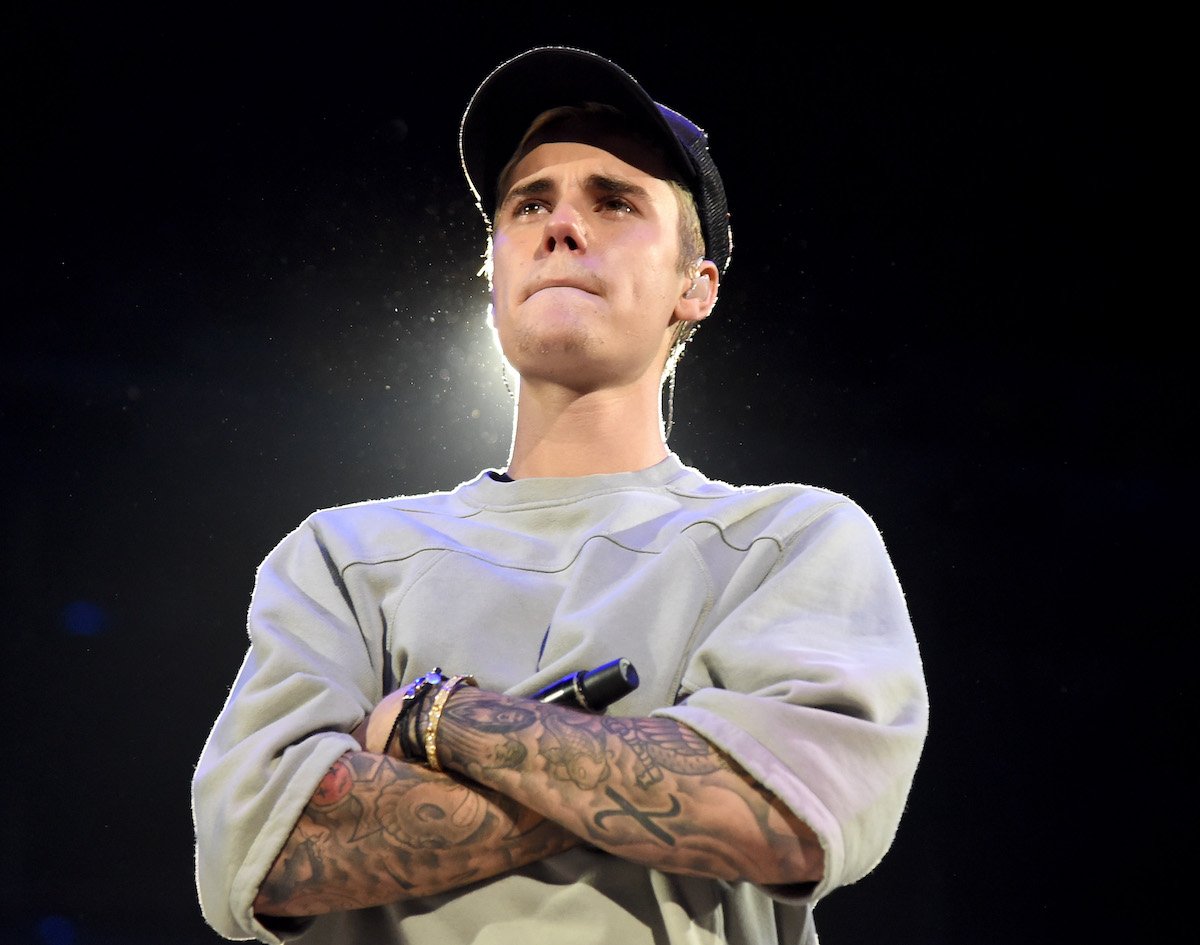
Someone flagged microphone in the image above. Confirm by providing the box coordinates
[532,658,639,711]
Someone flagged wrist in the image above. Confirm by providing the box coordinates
[421,674,478,772]
[382,667,449,760]
[400,685,436,762]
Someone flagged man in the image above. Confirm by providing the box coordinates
[193,46,928,944]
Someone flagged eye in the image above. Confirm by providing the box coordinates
[599,196,635,214]
[513,200,548,216]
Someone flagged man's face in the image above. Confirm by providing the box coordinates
[489,133,693,393]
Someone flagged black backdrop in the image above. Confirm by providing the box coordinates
[3,8,1183,944]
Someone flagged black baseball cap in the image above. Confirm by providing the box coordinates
[459,46,732,274]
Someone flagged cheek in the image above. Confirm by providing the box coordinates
[627,256,682,321]
[487,255,515,321]
[490,231,524,279]
[489,244,525,314]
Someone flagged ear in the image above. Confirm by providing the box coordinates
[672,258,720,325]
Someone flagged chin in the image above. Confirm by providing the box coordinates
[504,301,599,352]
[511,324,596,360]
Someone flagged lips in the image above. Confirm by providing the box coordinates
[523,271,603,300]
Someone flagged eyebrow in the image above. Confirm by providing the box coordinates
[500,173,654,212]
[501,177,554,210]
[586,174,652,203]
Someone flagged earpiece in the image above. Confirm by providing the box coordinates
[683,274,711,301]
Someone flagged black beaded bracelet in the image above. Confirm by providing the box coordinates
[384,668,446,760]
[397,688,431,762]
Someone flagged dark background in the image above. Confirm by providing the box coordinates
[2,8,1184,944]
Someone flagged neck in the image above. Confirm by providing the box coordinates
[505,376,669,479]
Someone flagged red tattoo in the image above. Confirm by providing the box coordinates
[312,759,354,808]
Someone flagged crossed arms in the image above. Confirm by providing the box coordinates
[253,684,825,917]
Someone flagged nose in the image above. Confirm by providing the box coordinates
[542,203,587,255]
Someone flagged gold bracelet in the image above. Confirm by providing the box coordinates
[385,668,445,759]
[423,674,477,771]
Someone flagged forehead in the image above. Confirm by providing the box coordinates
[506,138,675,191]
[499,115,683,205]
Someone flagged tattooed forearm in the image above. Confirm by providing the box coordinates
[253,751,578,917]
[434,689,825,886]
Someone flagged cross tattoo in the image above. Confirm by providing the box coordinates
[593,787,680,845]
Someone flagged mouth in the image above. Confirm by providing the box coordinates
[523,273,602,301]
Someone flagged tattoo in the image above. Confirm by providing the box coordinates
[258,820,365,911]
[312,757,355,808]
[488,737,528,770]
[376,773,493,849]
[594,786,680,844]
[442,692,536,773]
[279,826,327,885]
[602,718,661,788]
[602,717,726,788]
[445,695,536,733]
[256,752,575,916]
[538,711,610,789]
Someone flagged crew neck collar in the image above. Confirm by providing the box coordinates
[465,454,690,507]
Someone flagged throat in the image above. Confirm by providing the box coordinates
[506,383,670,479]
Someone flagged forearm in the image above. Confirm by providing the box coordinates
[434,688,825,886]
[253,750,577,917]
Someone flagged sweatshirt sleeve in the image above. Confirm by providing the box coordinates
[191,517,380,942]
[653,498,928,902]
